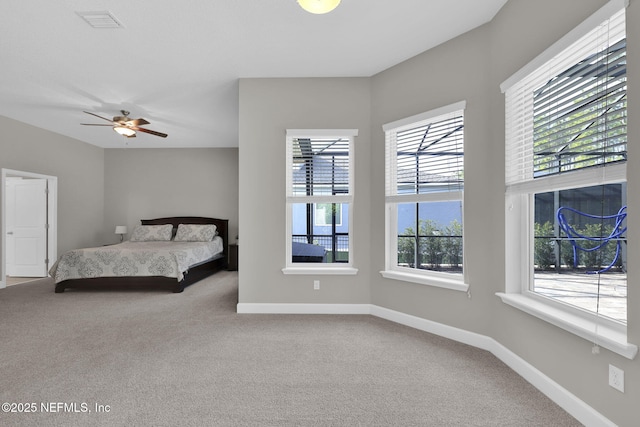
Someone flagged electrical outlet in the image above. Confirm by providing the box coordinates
[609,364,624,393]
[313,280,320,290]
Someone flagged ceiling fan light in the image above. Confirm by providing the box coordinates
[297,0,341,14]
[113,126,136,137]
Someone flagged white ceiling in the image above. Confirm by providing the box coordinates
[0,0,507,148]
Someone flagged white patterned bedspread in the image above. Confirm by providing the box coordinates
[49,237,224,283]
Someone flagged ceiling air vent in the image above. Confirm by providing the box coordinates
[77,11,124,29]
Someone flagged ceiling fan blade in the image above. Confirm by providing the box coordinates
[83,111,115,123]
[128,118,150,126]
[133,127,168,138]
[81,123,114,126]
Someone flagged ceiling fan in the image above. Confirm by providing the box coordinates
[81,110,168,138]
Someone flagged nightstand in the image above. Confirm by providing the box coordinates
[228,244,238,271]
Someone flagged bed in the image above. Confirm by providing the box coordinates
[50,217,229,293]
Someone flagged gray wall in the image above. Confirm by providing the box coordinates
[238,77,371,304]
[103,148,239,244]
[239,1,639,425]
[370,17,497,334]
[0,115,105,256]
[0,116,239,265]
[484,1,637,424]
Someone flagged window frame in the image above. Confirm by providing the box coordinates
[283,129,358,276]
[381,101,469,292]
[499,0,637,359]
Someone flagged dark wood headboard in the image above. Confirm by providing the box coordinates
[140,216,229,255]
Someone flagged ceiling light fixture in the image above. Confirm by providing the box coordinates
[77,11,124,29]
[113,126,136,137]
[297,0,341,14]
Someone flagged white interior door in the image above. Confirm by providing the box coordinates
[6,178,47,277]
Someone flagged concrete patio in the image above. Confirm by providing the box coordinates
[534,271,627,323]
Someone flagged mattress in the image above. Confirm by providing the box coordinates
[49,236,224,283]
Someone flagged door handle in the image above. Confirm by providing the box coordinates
[7,231,13,235]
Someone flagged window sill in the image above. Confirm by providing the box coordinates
[380,270,469,292]
[282,267,358,275]
[496,292,637,360]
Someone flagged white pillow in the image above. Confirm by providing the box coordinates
[129,224,173,242]
[174,224,217,242]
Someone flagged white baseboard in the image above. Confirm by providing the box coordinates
[236,302,614,427]
[370,305,494,350]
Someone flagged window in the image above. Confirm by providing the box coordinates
[284,129,358,274]
[500,1,636,359]
[381,102,467,291]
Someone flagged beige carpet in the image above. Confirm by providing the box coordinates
[5,277,41,286]
[0,272,581,426]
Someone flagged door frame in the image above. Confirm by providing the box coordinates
[1,169,57,289]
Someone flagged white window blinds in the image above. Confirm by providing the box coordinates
[504,5,626,187]
[384,101,465,201]
[289,137,350,197]
[286,130,357,202]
